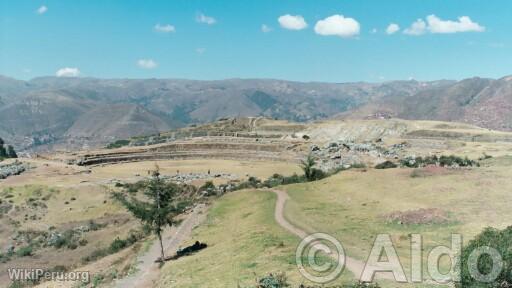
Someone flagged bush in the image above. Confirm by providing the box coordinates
[83,231,145,263]
[400,155,478,168]
[106,139,130,149]
[256,272,290,288]
[374,161,397,169]
[52,229,79,249]
[199,181,216,191]
[458,226,512,287]
[109,237,129,253]
[199,181,217,196]
[82,248,109,263]
[262,174,306,188]
[16,246,33,257]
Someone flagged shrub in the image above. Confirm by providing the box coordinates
[309,168,326,181]
[374,161,397,169]
[256,272,290,288]
[109,238,127,252]
[262,174,306,188]
[83,231,145,263]
[79,239,88,246]
[106,139,130,149]
[52,229,78,249]
[457,226,512,287]
[200,181,216,191]
[400,155,478,168]
[199,181,217,196]
[248,176,261,187]
[82,248,109,263]
[16,246,33,257]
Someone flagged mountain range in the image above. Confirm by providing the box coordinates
[1,75,512,151]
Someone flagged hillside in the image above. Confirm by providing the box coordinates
[2,117,512,287]
[1,75,512,152]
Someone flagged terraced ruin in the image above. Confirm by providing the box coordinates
[55,117,512,171]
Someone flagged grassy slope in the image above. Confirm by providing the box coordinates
[283,157,512,286]
[157,190,354,287]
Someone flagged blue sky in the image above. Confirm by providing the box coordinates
[0,0,510,82]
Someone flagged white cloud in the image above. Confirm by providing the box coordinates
[195,48,206,54]
[278,14,307,30]
[196,13,216,25]
[137,59,157,69]
[386,23,400,35]
[56,67,80,77]
[261,24,272,33]
[154,24,175,33]
[404,15,485,36]
[426,15,485,33]
[370,28,378,34]
[404,19,427,35]
[314,15,360,38]
[37,5,47,15]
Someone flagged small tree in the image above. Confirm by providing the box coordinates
[301,154,316,181]
[0,145,6,159]
[114,169,187,262]
[300,154,326,181]
[7,145,17,158]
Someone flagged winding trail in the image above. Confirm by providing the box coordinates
[270,189,397,282]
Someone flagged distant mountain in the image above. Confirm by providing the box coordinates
[0,75,511,151]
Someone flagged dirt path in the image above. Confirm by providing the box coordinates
[270,189,397,282]
[113,203,207,288]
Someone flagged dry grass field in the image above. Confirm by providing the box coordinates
[0,158,299,287]
[280,156,512,286]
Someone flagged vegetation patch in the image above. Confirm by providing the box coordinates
[82,229,147,263]
[383,208,449,225]
[400,155,479,168]
[106,139,131,149]
[374,161,397,169]
[458,226,512,288]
